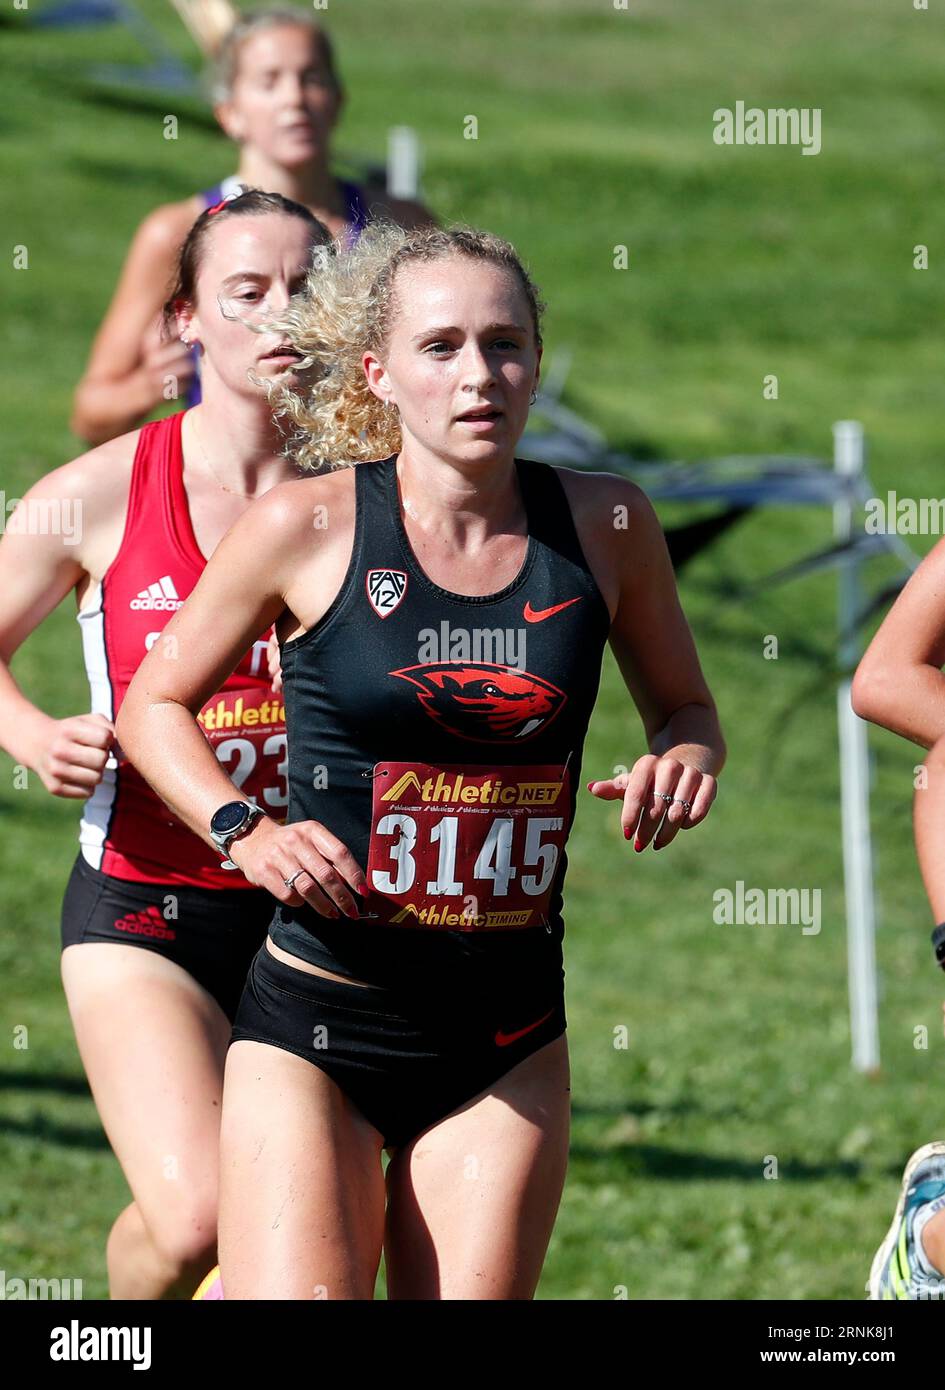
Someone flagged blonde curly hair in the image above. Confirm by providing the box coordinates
[266,222,545,473]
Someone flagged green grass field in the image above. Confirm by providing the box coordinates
[2,0,944,1299]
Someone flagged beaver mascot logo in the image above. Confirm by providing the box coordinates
[390,663,567,742]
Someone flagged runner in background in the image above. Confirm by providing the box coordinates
[0,192,330,1297]
[853,545,945,1299]
[71,7,434,446]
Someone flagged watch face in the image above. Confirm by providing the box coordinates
[212,801,252,836]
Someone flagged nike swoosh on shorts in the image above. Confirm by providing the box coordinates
[494,1008,555,1047]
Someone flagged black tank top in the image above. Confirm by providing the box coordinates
[269,453,612,987]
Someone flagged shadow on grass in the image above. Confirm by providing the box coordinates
[569,1141,901,1183]
[572,1098,708,1120]
[1,1113,109,1151]
[0,1070,90,1097]
[0,1069,107,1149]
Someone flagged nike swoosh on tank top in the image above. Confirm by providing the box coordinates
[268,454,612,986]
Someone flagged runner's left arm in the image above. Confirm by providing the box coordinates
[586,477,725,849]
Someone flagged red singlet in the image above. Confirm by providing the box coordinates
[77,410,287,887]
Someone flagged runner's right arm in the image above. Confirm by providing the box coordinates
[0,450,126,793]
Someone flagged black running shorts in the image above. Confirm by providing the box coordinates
[231,940,567,1149]
[60,852,274,1022]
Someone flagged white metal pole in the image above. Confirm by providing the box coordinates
[387,127,420,200]
[834,419,880,1072]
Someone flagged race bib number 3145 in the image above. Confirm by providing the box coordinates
[366,760,571,930]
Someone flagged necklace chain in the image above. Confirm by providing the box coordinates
[189,414,256,500]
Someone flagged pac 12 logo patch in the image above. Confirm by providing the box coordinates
[366,569,407,618]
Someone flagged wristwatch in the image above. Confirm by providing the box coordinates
[932,923,945,972]
[210,800,266,870]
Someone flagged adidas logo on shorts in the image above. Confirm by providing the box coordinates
[113,907,176,941]
[130,575,183,611]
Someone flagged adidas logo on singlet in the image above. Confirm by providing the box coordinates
[130,575,183,612]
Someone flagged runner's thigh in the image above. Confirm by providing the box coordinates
[218,1038,388,1299]
[384,1034,571,1300]
[61,942,231,1261]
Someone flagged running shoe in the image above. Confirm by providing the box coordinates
[869,1142,945,1300]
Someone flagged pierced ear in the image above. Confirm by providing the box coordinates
[532,347,542,401]
[175,301,197,346]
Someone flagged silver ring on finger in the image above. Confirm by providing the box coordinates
[283,869,307,890]
[658,792,674,804]
[672,798,692,811]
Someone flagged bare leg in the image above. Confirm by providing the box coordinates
[218,1040,388,1299]
[384,1035,571,1300]
[912,743,945,1279]
[61,943,231,1299]
[106,1201,212,1300]
[921,1209,945,1274]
